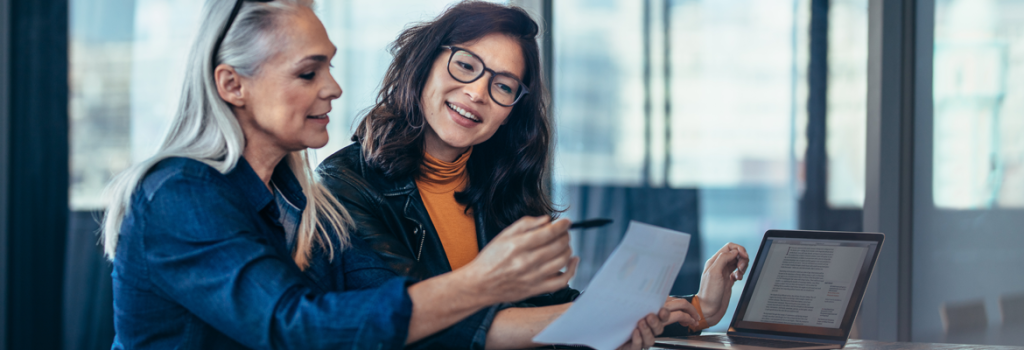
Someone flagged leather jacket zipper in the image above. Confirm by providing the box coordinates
[403,194,426,262]
[415,224,425,261]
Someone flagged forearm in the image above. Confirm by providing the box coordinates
[484,303,571,349]
[405,269,496,344]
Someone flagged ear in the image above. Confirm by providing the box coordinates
[214,64,246,107]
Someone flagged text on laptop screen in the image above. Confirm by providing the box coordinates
[741,238,877,328]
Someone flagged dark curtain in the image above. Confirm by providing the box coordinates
[64,211,114,350]
[5,0,70,349]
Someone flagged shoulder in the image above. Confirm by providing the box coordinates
[317,142,416,195]
[317,142,365,179]
[125,157,259,246]
[131,157,247,224]
[316,143,381,204]
[138,157,230,201]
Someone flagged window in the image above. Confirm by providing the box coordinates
[552,0,645,186]
[908,0,1024,344]
[666,0,804,189]
[69,0,136,210]
[933,0,1024,209]
[553,0,831,330]
[826,0,868,209]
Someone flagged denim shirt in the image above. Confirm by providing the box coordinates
[111,157,497,349]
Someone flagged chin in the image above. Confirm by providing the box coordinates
[309,140,329,149]
[439,135,477,150]
[304,135,330,150]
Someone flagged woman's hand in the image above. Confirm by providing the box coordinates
[696,243,749,326]
[459,216,578,305]
[616,303,699,350]
[407,216,575,344]
[663,297,701,327]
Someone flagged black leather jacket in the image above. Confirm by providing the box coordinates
[316,142,580,307]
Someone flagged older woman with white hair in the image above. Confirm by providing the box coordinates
[102,0,583,348]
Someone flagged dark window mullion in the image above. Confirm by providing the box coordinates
[0,0,11,345]
[5,0,69,349]
[800,0,864,232]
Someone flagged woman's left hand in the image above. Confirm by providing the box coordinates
[696,242,749,326]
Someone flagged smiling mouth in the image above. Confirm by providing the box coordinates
[307,114,327,119]
[447,102,480,123]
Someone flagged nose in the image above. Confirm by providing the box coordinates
[322,70,343,101]
[463,74,490,104]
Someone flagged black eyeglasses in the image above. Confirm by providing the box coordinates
[440,45,529,107]
[212,0,274,69]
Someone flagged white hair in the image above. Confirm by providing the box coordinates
[102,0,352,270]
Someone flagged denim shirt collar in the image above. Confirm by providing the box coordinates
[270,160,308,209]
[226,157,308,216]
[227,157,308,253]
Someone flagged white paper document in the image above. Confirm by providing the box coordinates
[532,221,691,350]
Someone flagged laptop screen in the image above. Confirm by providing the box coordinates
[730,231,882,339]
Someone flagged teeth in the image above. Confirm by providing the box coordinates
[447,102,479,122]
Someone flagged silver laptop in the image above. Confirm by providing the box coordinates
[656,230,884,350]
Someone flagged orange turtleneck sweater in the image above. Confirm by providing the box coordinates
[416,148,478,270]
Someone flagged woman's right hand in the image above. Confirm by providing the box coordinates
[616,301,701,350]
[460,216,578,304]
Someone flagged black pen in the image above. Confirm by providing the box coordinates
[569,218,613,230]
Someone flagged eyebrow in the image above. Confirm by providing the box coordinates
[298,55,329,65]
[495,69,524,82]
[477,52,524,80]
[296,46,338,66]
[482,57,524,81]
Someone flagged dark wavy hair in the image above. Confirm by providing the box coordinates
[353,0,555,227]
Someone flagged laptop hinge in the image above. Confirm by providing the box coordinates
[726,331,847,346]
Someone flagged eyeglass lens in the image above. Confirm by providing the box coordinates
[447,49,523,106]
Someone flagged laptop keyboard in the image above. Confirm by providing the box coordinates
[686,334,829,348]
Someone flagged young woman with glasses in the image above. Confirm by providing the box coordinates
[317,2,751,349]
[101,0,597,348]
